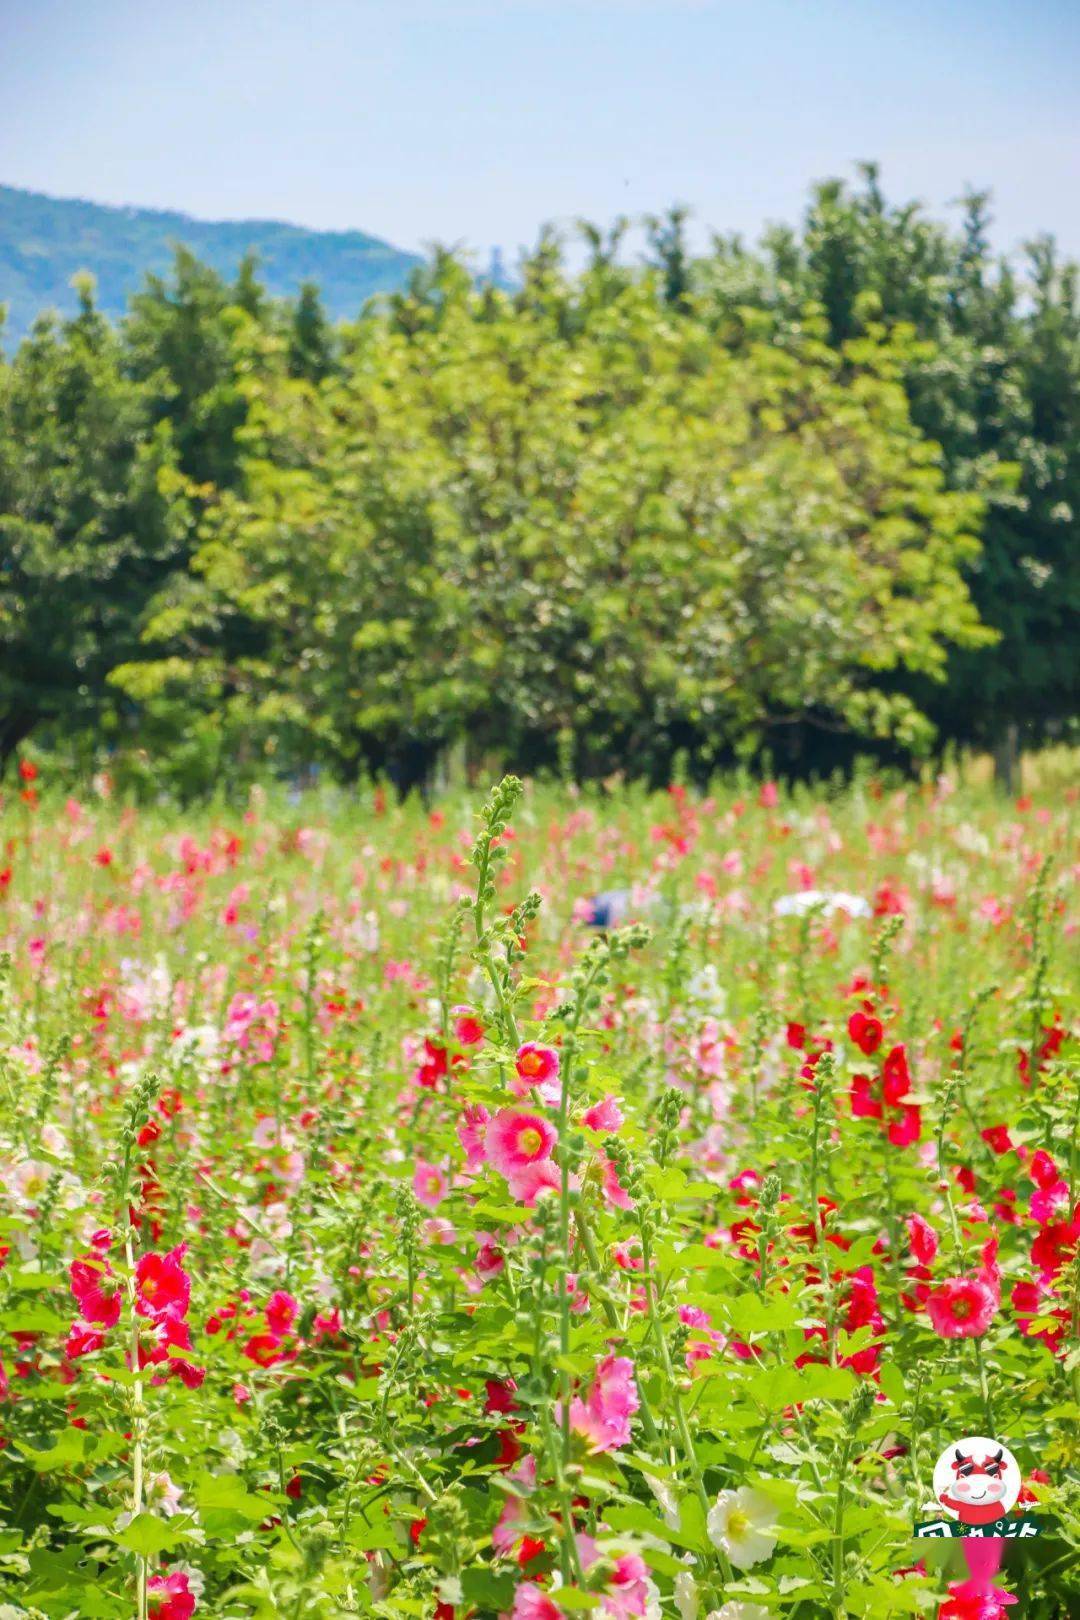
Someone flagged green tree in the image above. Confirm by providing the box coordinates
[0,277,183,764]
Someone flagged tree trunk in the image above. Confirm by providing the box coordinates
[992,722,1020,795]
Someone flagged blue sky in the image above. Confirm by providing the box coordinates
[1,0,1078,264]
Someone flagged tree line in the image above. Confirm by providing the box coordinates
[1,166,1077,795]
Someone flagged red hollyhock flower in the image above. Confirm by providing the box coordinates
[881,1045,911,1103]
[69,1252,121,1327]
[265,1290,298,1337]
[135,1247,192,1320]
[847,1010,884,1056]
[906,1214,939,1267]
[981,1124,1013,1155]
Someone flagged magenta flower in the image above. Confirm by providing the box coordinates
[413,1159,448,1208]
[569,1353,639,1453]
[512,1042,561,1102]
[487,1109,557,1179]
[927,1276,997,1339]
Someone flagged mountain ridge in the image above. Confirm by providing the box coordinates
[0,182,425,344]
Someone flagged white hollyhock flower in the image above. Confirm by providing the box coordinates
[706,1487,778,1570]
[674,1569,699,1620]
[706,1605,770,1620]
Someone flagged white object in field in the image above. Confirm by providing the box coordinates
[773,890,871,919]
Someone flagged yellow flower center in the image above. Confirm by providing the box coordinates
[520,1052,543,1075]
[727,1509,750,1539]
[519,1127,543,1156]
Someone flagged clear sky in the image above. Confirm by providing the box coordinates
[1,0,1078,265]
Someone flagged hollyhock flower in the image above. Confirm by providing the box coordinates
[66,1322,107,1359]
[492,1453,536,1553]
[147,1571,196,1620]
[506,1158,562,1206]
[707,1607,770,1620]
[475,1233,506,1278]
[568,1353,639,1453]
[265,1290,298,1337]
[414,1037,450,1089]
[457,1104,490,1171]
[926,1276,997,1339]
[907,1214,939,1267]
[147,1472,185,1516]
[512,1585,561,1620]
[139,1315,205,1389]
[512,1042,562,1103]
[1030,1210,1080,1281]
[487,1110,557,1180]
[583,1094,624,1132]
[242,1333,293,1368]
[600,1152,634,1211]
[452,1006,485,1046]
[706,1487,778,1569]
[848,1010,884,1055]
[981,1124,1013,1155]
[881,1044,911,1102]
[413,1159,448,1209]
[69,1251,121,1327]
[312,1308,343,1340]
[603,1552,652,1619]
[135,1247,192,1320]
[11,1159,52,1208]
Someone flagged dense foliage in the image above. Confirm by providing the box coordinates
[0,768,1076,1619]
[1,170,1078,790]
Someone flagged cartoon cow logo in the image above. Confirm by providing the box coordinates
[931,1437,1022,1527]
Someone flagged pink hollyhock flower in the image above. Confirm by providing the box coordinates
[70,1251,121,1327]
[583,1094,624,1132]
[312,1309,342,1341]
[926,1276,997,1339]
[457,1103,490,1171]
[512,1583,561,1620]
[475,1233,506,1279]
[569,1353,639,1453]
[512,1043,561,1101]
[135,1246,192,1320]
[413,1159,448,1208]
[148,1570,196,1620]
[604,1552,652,1619]
[601,1152,634,1211]
[487,1110,557,1179]
[507,1159,562,1206]
[907,1214,939,1267]
[492,1453,536,1553]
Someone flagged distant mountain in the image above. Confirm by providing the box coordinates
[0,184,425,345]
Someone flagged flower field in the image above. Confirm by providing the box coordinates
[0,770,1077,1619]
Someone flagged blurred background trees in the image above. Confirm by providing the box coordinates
[2,171,1077,795]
